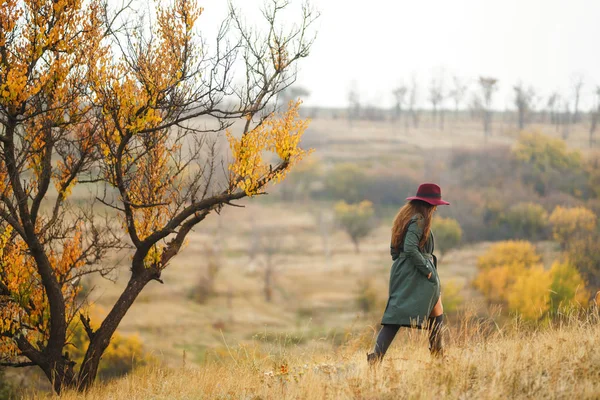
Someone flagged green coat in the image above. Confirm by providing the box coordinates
[381,214,441,328]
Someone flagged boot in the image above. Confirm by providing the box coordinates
[428,314,445,358]
[366,352,382,366]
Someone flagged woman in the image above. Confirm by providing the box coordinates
[367,183,450,364]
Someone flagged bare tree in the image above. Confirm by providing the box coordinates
[252,227,286,302]
[407,75,420,129]
[348,82,361,125]
[477,77,499,140]
[429,76,444,129]
[0,0,317,392]
[546,92,560,127]
[448,76,469,120]
[314,209,334,260]
[562,101,572,140]
[571,74,585,124]
[392,85,408,123]
[279,85,311,105]
[513,83,537,130]
[590,87,600,147]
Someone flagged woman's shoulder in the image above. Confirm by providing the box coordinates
[409,213,426,230]
[410,213,424,222]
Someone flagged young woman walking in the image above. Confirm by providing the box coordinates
[368,183,450,364]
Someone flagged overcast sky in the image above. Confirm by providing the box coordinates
[198,0,600,110]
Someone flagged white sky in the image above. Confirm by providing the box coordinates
[197,0,600,110]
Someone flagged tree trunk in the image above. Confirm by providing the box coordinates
[264,265,273,302]
[76,267,153,391]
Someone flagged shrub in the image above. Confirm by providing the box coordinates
[473,265,512,304]
[321,163,419,207]
[96,332,145,380]
[476,241,541,272]
[0,368,17,399]
[548,206,597,248]
[279,156,323,202]
[474,241,542,305]
[512,131,584,196]
[334,200,375,253]
[441,279,464,313]
[323,163,367,203]
[549,261,590,311]
[474,241,545,317]
[502,202,549,240]
[507,265,552,320]
[69,314,148,381]
[191,245,222,304]
[432,217,462,254]
[473,240,593,320]
[448,146,517,189]
[564,234,600,288]
[355,278,380,314]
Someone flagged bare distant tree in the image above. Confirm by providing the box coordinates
[429,75,445,129]
[571,74,585,124]
[562,101,572,140]
[248,227,286,302]
[513,83,537,130]
[392,85,408,123]
[449,76,469,119]
[478,77,499,139]
[314,209,334,260]
[408,75,420,129]
[348,82,361,125]
[279,85,311,105]
[546,92,560,126]
[429,78,440,124]
[589,87,600,147]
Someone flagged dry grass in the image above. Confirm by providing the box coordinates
[29,311,600,400]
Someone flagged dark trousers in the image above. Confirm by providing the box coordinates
[373,315,444,358]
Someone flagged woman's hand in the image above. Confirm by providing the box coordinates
[427,272,432,279]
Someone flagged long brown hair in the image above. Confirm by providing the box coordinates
[391,200,436,249]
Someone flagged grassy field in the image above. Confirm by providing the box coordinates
[33,311,600,399]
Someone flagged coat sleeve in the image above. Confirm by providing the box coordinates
[403,218,432,278]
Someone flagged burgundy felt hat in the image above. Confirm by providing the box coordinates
[406,183,450,206]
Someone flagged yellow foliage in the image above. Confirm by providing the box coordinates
[476,241,541,273]
[0,225,84,357]
[227,100,312,196]
[548,206,597,247]
[549,261,590,309]
[513,131,582,172]
[69,313,147,381]
[473,265,511,304]
[507,265,552,320]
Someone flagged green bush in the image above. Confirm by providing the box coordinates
[549,206,597,248]
[324,163,366,203]
[441,279,464,313]
[503,202,549,240]
[321,163,419,206]
[355,278,380,314]
[0,368,17,399]
[513,131,585,196]
[565,233,600,288]
[334,200,375,253]
[432,217,462,254]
